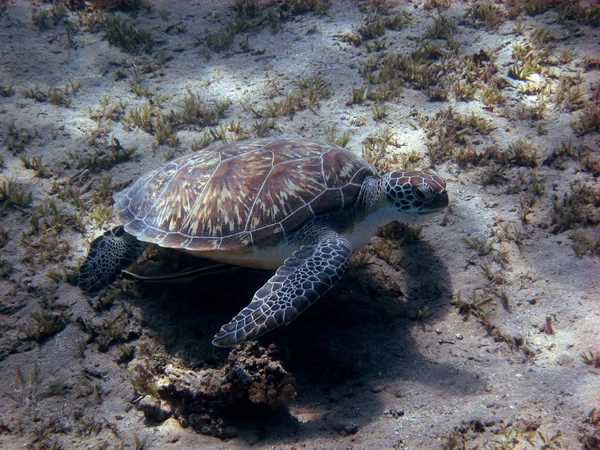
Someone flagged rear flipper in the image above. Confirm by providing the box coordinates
[78,226,148,293]
[212,234,352,347]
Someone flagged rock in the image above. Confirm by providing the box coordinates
[391,408,404,419]
[137,395,171,422]
[556,353,574,366]
[339,423,359,436]
[129,342,296,438]
[369,384,385,393]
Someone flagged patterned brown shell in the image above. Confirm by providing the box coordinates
[114,138,376,251]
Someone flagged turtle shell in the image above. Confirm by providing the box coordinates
[114,138,376,251]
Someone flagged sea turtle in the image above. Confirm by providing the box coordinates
[78,138,448,347]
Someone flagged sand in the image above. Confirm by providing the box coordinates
[0,0,599,448]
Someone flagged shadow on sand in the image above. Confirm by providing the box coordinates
[128,224,485,443]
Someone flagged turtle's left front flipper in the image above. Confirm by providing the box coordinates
[78,226,148,293]
[212,235,352,347]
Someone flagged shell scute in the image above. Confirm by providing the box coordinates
[322,148,369,188]
[179,150,272,237]
[250,223,285,247]
[160,232,185,248]
[136,227,167,243]
[123,218,148,237]
[219,231,253,249]
[247,157,324,230]
[265,138,326,164]
[280,204,315,234]
[116,162,178,220]
[309,189,343,215]
[340,184,363,210]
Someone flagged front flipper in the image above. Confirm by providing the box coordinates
[78,226,148,293]
[212,235,352,347]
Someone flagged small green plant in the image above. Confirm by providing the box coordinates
[19,155,51,178]
[579,151,600,177]
[154,116,179,147]
[425,13,456,40]
[558,48,574,64]
[522,0,553,16]
[507,138,539,167]
[45,377,69,396]
[89,96,128,122]
[580,350,600,367]
[356,17,386,41]
[12,365,44,403]
[463,235,496,256]
[200,28,234,52]
[0,83,14,97]
[570,232,600,257]
[550,181,599,233]
[5,123,35,154]
[49,86,71,107]
[191,133,214,151]
[24,80,79,107]
[297,74,330,106]
[31,8,49,30]
[419,107,493,164]
[577,5,600,26]
[327,125,351,148]
[158,6,170,21]
[372,103,389,120]
[74,414,103,437]
[555,75,585,111]
[572,102,600,135]
[252,118,276,137]
[0,178,33,211]
[518,94,549,121]
[530,27,555,48]
[453,80,477,101]
[90,291,117,312]
[371,41,442,88]
[64,138,137,172]
[481,85,505,109]
[102,13,154,53]
[519,194,536,223]
[125,101,157,132]
[424,0,451,9]
[245,75,330,118]
[425,86,448,101]
[0,226,8,249]
[175,90,229,127]
[453,289,493,320]
[30,310,70,342]
[508,60,539,80]
[584,56,600,70]
[93,317,127,352]
[465,1,504,30]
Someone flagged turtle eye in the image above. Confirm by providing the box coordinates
[414,183,434,201]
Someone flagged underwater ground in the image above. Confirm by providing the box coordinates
[0,0,599,448]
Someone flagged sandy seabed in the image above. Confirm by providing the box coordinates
[0,0,599,448]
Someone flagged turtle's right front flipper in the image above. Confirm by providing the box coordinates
[78,226,148,293]
[212,234,352,347]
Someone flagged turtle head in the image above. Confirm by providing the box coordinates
[382,170,449,222]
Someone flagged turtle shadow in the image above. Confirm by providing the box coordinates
[244,230,486,444]
[130,224,484,444]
